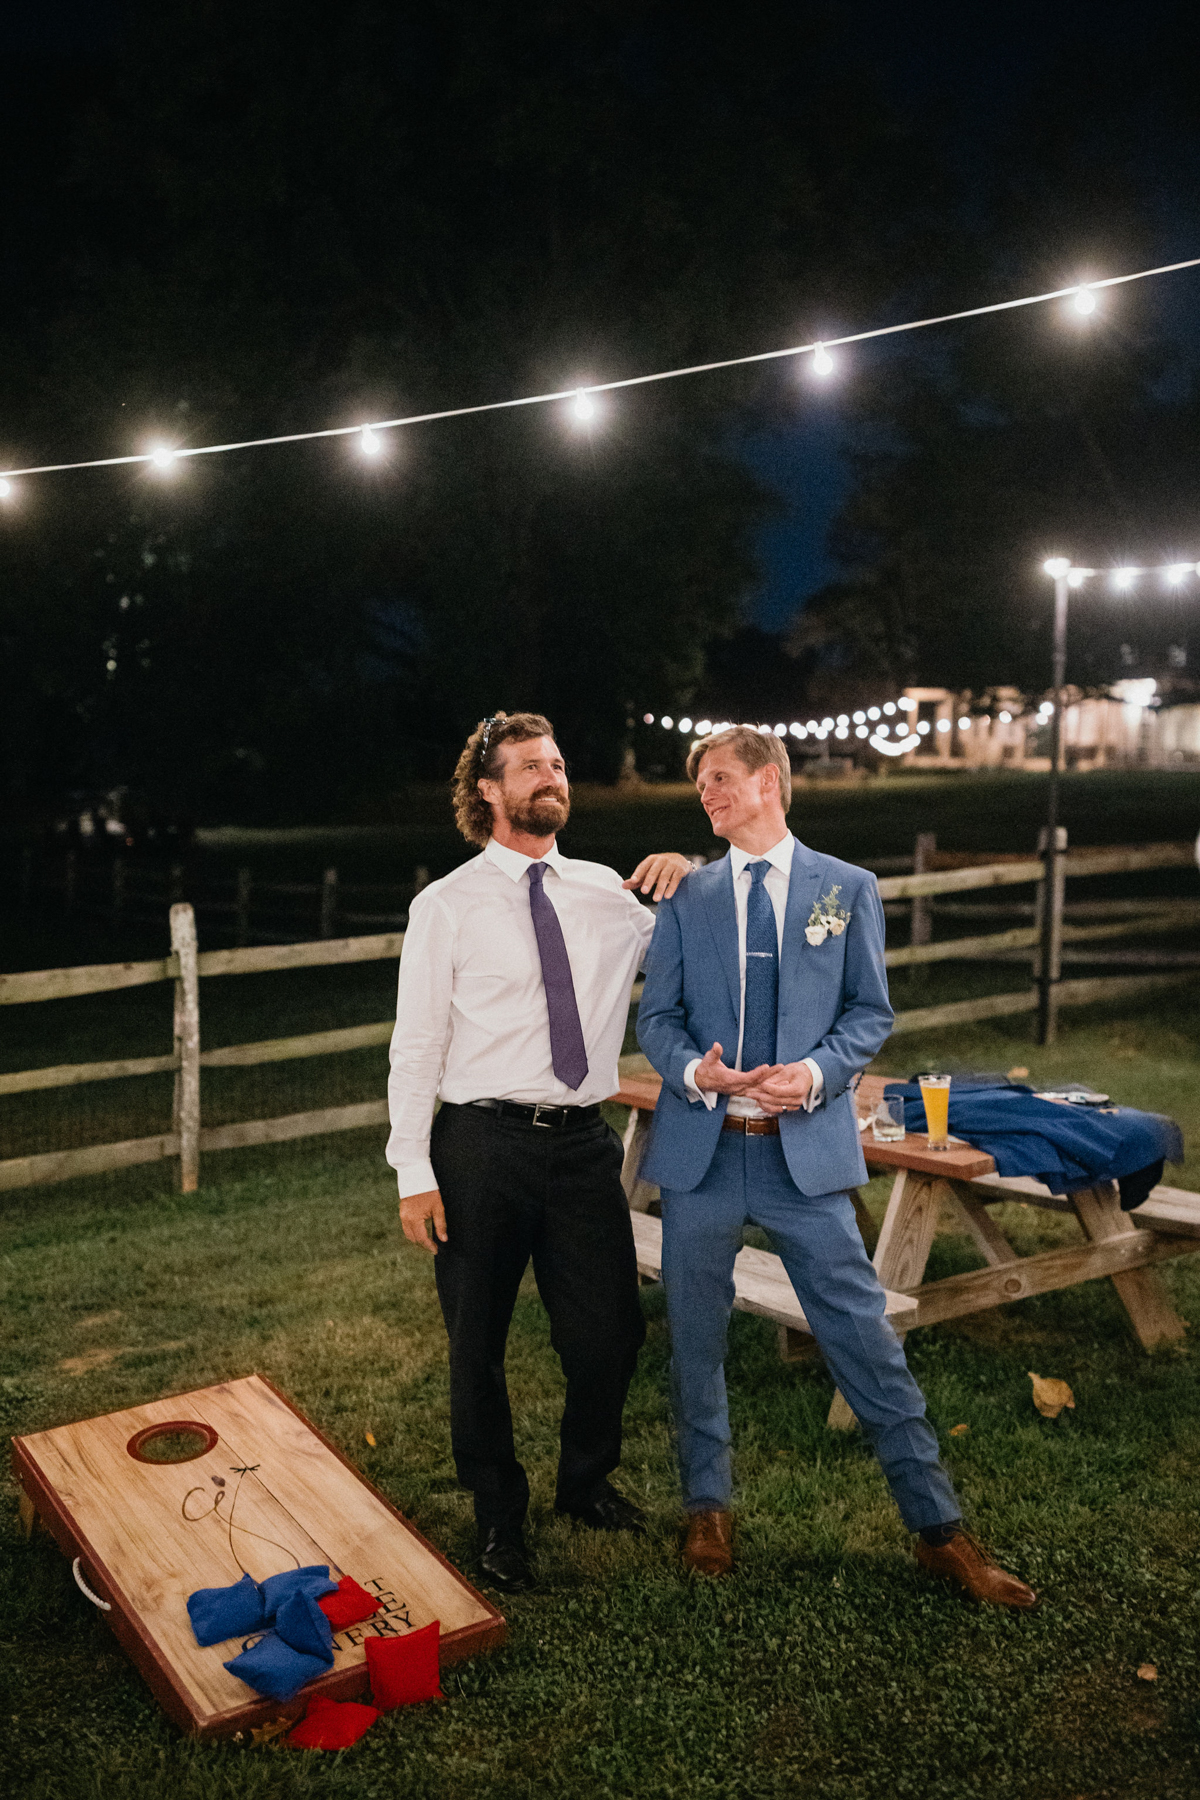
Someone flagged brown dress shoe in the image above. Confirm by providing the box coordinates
[683,1509,733,1577]
[915,1530,1038,1610]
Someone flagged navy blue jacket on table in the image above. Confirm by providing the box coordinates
[889,1082,1183,1204]
[637,840,893,1195]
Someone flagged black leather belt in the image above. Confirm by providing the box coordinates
[467,1099,604,1131]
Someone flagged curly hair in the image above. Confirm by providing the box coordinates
[451,712,557,847]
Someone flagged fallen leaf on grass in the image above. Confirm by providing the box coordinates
[251,1717,292,1747]
[1137,1664,1158,1682]
[949,1424,970,1436]
[1028,1372,1075,1419]
[364,1430,376,1447]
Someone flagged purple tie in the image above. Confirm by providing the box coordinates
[527,862,589,1091]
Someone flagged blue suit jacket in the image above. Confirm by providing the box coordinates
[636,838,894,1197]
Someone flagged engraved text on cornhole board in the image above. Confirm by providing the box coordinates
[13,1374,504,1738]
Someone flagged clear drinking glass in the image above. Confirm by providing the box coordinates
[918,1074,952,1150]
[871,1096,906,1141]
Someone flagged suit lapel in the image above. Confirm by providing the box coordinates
[700,856,742,1021]
[783,837,823,961]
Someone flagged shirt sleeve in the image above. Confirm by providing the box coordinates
[801,1056,824,1111]
[684,1056,719,1110]
[627,891,657,969]
[386,891,456,1198]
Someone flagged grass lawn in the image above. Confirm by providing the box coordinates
[5,984,1200,1799]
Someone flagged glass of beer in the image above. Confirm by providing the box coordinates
[918,1074,951,1150]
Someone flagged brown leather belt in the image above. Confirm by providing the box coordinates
[721,1115,780,1137]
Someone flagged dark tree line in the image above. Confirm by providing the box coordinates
[2,2,1197,823]
[787,17,1200,704]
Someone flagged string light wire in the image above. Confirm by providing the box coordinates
[3,254,1199,483]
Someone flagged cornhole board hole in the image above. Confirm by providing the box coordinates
[12,1373,504,1739]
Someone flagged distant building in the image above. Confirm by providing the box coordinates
[897,684,1200,772]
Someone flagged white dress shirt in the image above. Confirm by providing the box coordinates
[683,832,824,1118]
[386,836,655,1197]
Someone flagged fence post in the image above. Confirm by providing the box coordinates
[170,903,201,1193]
[1036,826,1067,1044]
[320,867,338,939]
[169,862,184,906]
[111,856,126,923]
[235,867,251,947]
[909,832,936,981]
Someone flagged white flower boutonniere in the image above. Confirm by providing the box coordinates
[805,884,852,946]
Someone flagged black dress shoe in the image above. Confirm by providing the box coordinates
[478,1527,535,1592]
[558,1484,647,1535]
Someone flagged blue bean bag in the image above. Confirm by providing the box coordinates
[260,1564,338,1619]
[186,1572,266,1647]
[275,1588,334,1663]
[223,1631,331,1703]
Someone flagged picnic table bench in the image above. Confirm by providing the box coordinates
[610,1063,1200,1429]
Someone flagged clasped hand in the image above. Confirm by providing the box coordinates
[692,1042,812,1115]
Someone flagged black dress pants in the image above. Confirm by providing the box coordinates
[430,1102,646,1536]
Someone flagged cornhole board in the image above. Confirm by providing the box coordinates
[12,1373,505,1739]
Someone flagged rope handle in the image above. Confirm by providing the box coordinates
[72,1556,112,1611]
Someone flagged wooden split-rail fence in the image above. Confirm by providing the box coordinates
[17,845,429,944]
[2,836,1197,1197]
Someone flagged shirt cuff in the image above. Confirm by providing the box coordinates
[395,1158,439,1200]
[683,1057,718,1110]
[801,1057,824,1112]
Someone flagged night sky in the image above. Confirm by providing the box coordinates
[3,0,1199,809]
[745,0,1200,626]
[7,0,1198,633]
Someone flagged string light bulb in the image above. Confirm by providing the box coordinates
[571,390,597,423]
[1043,557,1071,579]
[0,477,11,499]
[149,446,179,472]
[1113,568,1137,591]
[360,425,383,456]
[812,343,834,377]
[1072,286,1097,315]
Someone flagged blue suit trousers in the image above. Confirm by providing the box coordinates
[660,1131,961,1532]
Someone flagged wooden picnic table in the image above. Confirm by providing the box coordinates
[610,1063,1199,1428]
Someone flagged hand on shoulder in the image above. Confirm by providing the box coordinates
[622,852,694,901]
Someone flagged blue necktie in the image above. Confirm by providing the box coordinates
[527,863,590,1090]
[741,860,778,1073]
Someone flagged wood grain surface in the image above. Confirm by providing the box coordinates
[14,1375,502,1737]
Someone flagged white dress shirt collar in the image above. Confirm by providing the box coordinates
[484,835,566,884]
[728,832,795,881]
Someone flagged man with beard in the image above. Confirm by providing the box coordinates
[387,711,692,1592]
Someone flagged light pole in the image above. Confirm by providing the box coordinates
[1038,558,1072,1043]
[1036,554,1196,1042]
